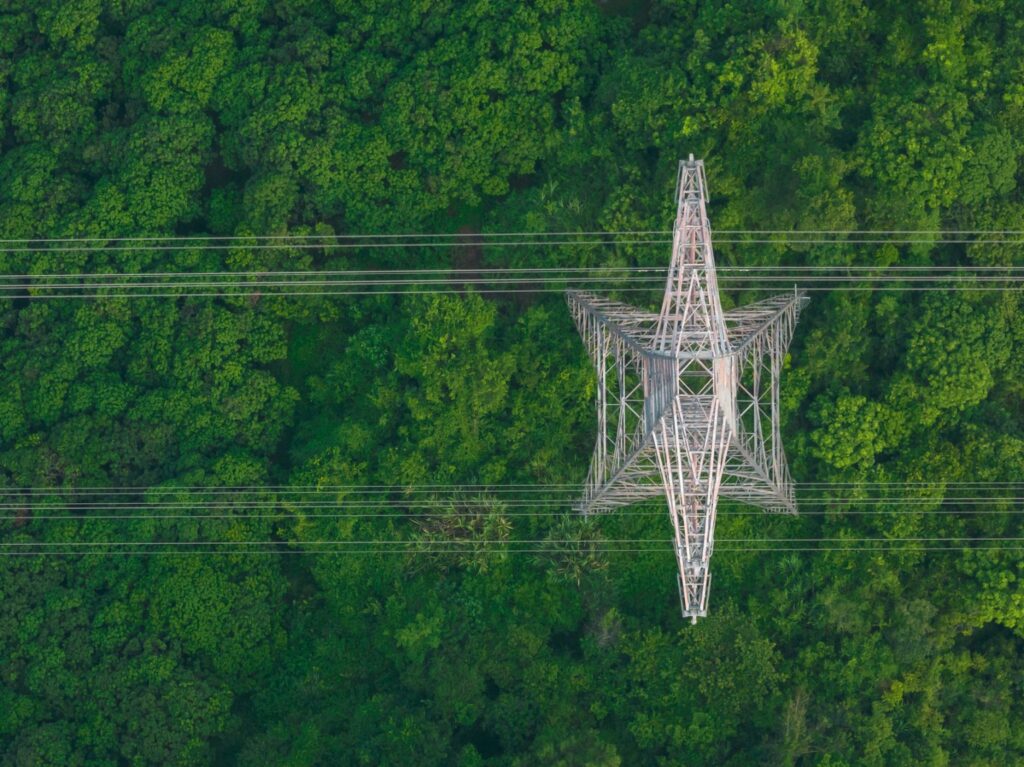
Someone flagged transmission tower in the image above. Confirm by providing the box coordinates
[568,156,807,622]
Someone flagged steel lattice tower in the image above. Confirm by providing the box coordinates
[568,157,807,622]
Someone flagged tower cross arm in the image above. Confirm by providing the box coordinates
[567,289,663,356]
[725,291,809,354]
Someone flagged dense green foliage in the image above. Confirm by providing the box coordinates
[2,1,1024,764]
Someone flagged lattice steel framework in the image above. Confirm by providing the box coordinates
[568,156,807,622]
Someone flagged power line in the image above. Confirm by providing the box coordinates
[2,285,1021,301]
[0,483,584,493]
[1,546,1022,557]
[0,494,1020,507]
[6,536,1024,548]
[2,265,1023,282]
[3,228,1024,243]
[2,266,1015,286]
[0,481,1019,492]
[2,268,1022,281]
[1,497,1021,511]
[5,535,1024,549]
[0,228,1019,243]
[4,238,1024,254]
[4,272,1021,283]
[10,507,1024,521]
[3,274,1023,292]
[0,491,1020,502]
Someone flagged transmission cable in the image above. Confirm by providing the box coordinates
[3,285,1021,301]
[5,535,1024,549]
[2,266,1023,282]
[3,228,1024,245]
[3,273,1023,290]
[3,545,1023,557]
[2,497,1021,510]
[10,507,1024,521]
[1,228,1023,244]
[0,480,1019,492]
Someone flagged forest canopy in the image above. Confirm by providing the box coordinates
[1,1,1023,765]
